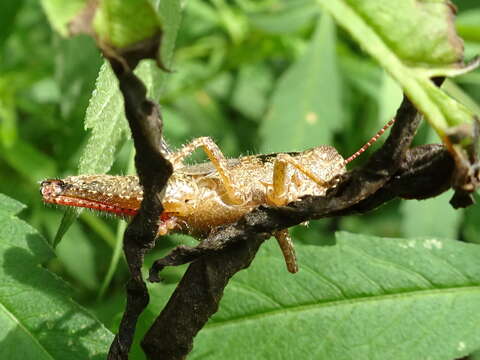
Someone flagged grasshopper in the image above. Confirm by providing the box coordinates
[41,119,394,273]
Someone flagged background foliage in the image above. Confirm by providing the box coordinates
[1,0,480,358]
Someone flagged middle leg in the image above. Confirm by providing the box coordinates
[267,153,331,206]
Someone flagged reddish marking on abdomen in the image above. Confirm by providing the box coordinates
[43,193,174,222]
[45,195,139,217]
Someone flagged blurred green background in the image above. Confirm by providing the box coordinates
[1,0,480,342]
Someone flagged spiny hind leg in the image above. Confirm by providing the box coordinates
[268,153,333,273]
[167,137,243,204]
[267,153,330,206]
[274,229,298,273]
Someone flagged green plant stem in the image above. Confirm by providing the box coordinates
[80,212,117,248]
[97,148,136,301]
[97,219,127,301]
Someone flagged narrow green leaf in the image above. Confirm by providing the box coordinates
[191,232,480,359]
[0,194,113,359]
[52,208,79,248]
[260,13,342,152]
[316,0,475,136]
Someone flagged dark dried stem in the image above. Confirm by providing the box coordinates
[107,60,172,359]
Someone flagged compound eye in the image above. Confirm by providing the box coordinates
[40,179,66,199]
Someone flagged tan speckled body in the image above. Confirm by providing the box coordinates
[41,142,345,273]
[41,120,394,273]
[163,146,345,237]
[41,145,344,236]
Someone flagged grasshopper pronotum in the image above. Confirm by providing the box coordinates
[41,119,394,273]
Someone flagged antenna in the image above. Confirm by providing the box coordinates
[343,118,395,166]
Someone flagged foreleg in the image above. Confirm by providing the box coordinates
[167,137,243,204]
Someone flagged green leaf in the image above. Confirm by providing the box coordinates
[249,0,318,35]
[316,0,476,137]
[191,232,480,359]
[0,194,113,359]
[401,127,463,240]
[55,223,100,290]
[156,0,183,72]
[54,1,182,245]
[231,64,273,120]
[79,0,182,175]
[0,76,18,147]
[0,0,25,49]
[40,0,86,36]
[2,139,57,183]
[54,60,130,247]
[93,0,162,49]
[260,13,342,152]
[377,71,403,125]
[456,8,480,43]
[79,62,129,175]
[443,79,480,117]
[463,194,480,246]
[401,190,462,239]
[339,50,382,100]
